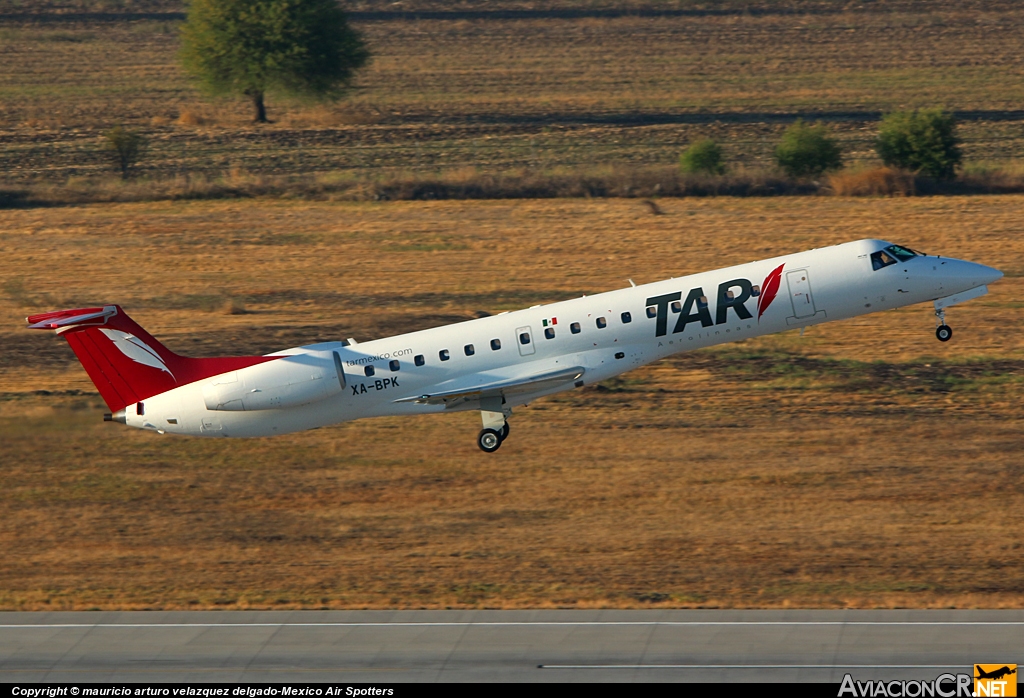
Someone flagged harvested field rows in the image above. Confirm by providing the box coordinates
[4,3,1024,182]
[0,196,1021,609]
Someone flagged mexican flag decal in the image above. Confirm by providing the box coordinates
[542,318,558,327]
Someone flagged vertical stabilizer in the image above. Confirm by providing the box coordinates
[27,305,278,412]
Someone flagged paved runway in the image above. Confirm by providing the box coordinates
[2,610,1022,683]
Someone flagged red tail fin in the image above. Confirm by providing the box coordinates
[27,305,277,412]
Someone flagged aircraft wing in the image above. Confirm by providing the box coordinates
[393,365,585,406]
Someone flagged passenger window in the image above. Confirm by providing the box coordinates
[646,306,657,319]
[414,354,425,367]
[465,344,475,356]
[697,296,708,309]
[389,359,400,372]
[615,352,625,359]
[750,285,761,297]
[364,365,375,377]
[621,312,632,324]
[570,322,581,334]
[597,317,607,329]
[440,349,450,361]
[871,250,897,270]
[544,327,555,340]
[671,300,682,313]
[490,338,501,351]
[519,332,531,345]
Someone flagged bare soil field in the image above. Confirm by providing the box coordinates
[0,196,1021,609]
[3,1,1024,184]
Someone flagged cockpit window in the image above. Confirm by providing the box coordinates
[885,244,923,262]
[871,250,897,270]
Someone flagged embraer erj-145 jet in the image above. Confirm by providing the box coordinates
[28,239,1002,452]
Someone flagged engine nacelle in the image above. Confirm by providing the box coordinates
[202,351,344,411]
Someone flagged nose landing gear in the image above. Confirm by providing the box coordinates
[934,307,953,342]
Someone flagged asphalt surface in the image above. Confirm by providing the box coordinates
[2,610,1022,683]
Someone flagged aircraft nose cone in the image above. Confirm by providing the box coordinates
[980,264,1004,285]
[941,259,1003,292]
[963,261,1003,287]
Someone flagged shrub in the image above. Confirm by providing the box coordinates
[680,138,726,175]
[774,120,843,178]
[102,126,146,180]
[876,108,962,181]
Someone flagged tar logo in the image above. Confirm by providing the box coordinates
[975,664,1017,697]
[757,263,785,322]
[99,328,175,378]
[646,264,791,338]
[646,277,754,338]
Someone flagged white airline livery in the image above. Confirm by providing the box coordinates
[28,239,1002,452]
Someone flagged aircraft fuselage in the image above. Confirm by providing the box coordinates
[116,238,1001,442]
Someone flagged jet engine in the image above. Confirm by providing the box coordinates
[202,351,345,411]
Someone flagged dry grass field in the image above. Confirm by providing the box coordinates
[4,1,1024,185]
[1,195,1021,610]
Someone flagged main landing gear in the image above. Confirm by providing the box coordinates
[477,422,510,453]
[477,396,511,453]
[935,307,953,342]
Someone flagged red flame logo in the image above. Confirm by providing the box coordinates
[757,264,785,322]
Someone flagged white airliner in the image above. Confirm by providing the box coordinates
[28,239,1001,452]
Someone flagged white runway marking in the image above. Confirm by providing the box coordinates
[2,621,1023,629]
[539,664,970,669]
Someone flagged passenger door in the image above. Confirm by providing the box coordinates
[786,269,817,319]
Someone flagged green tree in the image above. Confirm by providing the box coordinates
[103,126,147,180]
[774,120,843,178]
[876,108,962,180]
[180,0,371,123]
[680,138,726,175]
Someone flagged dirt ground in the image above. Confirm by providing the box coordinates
[0,196,1021,609]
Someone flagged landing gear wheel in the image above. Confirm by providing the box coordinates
[478,428,502,453]
[936,324,953,342]
[500,422,510,441]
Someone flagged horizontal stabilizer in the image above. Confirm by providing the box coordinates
[27,306,118,331]
[394,365,585,406]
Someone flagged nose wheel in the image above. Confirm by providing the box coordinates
[934,307,953,342]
